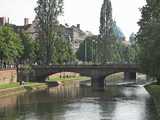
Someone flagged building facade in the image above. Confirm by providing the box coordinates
[63,24,93,53]
[0,17,93,53]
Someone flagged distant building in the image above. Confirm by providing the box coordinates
[8,18,37,40]
[0,17,93,53]
[63,24,93,53]
[0,17,9,26]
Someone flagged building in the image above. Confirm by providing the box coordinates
[0,17,9,26]
[0,17,93,53]
[63,24,93,53]
[9,18,37,40]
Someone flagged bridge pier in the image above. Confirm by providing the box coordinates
[124,71,136,81]
[91,76,105,90]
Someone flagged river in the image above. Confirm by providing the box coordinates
[0,81,159,120]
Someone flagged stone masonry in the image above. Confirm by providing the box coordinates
[0,69,17,84]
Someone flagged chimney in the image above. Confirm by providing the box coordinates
[0,17,5,25]
[77,24,80,29]
[24,18,29,25]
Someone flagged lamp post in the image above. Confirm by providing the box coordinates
[92,40,94,63]
[84,39,87,64]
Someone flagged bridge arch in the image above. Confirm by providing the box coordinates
[18,64,142,90]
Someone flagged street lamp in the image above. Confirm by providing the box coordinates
[84,39,87,63]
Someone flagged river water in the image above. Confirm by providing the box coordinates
[0,81,159,120]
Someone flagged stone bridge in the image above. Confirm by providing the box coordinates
[18,64,141,90]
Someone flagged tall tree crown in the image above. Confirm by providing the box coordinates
[99,0,113,39]
[35,0,64,65]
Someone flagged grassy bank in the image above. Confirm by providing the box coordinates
[0,83,19,89]
[0,82,48,98]
[48,76,90,82]
[145,84,160,117]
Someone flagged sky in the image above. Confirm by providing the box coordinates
[0,0,146,39]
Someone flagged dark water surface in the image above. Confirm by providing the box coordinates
[0,81,159,120]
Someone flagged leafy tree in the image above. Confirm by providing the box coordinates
[137,0,160,83]
[114,34,138,64]
[50,24,75,64]
[0,26,23,67]
[98,0,116,63]
[76,36,98,63]
[53,37,75,64]
[35,0,64,65]
[113,41,127,63]
[129,33,136,44]
[19,32,36,64]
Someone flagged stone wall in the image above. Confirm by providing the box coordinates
[0,69,17,83]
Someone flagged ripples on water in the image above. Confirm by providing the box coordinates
[0,81,159,120]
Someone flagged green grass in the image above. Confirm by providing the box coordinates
[25,82,46,86]
[0,82,46,90]
[23,82,47,91]
[145,84,160,117]
[145,84,160,96]
[48,76,90,82]
[0,83,20,89]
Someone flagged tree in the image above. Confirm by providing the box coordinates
[76,36,98,63]
[49,25,74,64]
[129,33,136,44]
[35,0,64,65]
[98,0,116,63]
[19,32,36,64]
[53,37,75,64]
[112,21,125,41]
[137,0,160,83]
[0,26,23,67]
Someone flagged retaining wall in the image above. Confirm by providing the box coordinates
[0,69,17,83]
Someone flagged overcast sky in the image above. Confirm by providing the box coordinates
[0,0,146,39]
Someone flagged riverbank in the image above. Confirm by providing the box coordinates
[0,83,48,98]
[48,76,90,83]
[145,83,160,117]
[0,76,90,98]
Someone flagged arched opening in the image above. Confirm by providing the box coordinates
[46,72,91,83]
[105,72,124,85]
[105,72,148,85]
[136,73,147,81]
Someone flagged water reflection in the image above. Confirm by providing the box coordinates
[0,81,159,120]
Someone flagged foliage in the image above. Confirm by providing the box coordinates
[117,33,138,64]
[97,0,138,64]
[0,26,23,67]
[53,35,75,64]
[19,32,36,64]
[0,83,19,89]
[76,36,98,63]
[137,0,160,83]
[35,0,64,65]
[98,0,117,63]
[76,36,137,64]
[108,40,136,64]
[48,76,90,82]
